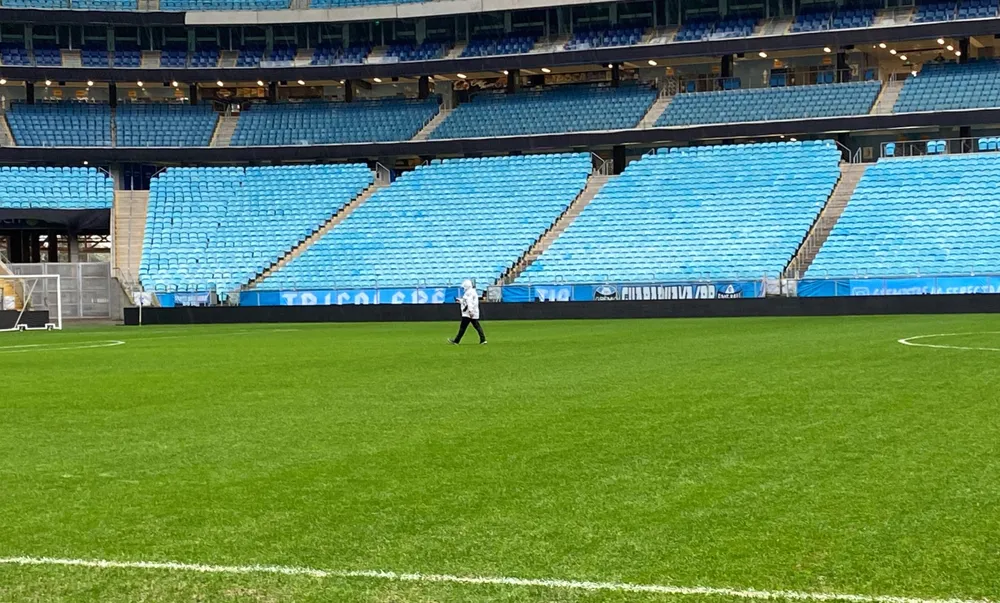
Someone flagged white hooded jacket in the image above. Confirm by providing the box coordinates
[459,280,480,320]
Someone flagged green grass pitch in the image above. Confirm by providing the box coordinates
[1,316,999,602]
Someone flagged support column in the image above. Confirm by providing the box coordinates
[960,126,971,139]
[959,38,969,63]
[344,79,353,103]
[611,63,621,88]
[267,81,278,104]
[30,233,41,263]
[418,75,429,99]
[612,145,626,174]
[189,83,199,105]
[68,232,79,263]
[721,54,733,79]
[506,68,520,94]
[46,231,58,262]
[108,82,117,108]
[836,51,848,82]
[25,82,35,104]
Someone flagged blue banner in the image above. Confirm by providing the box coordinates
[158,292,210,307]
[798,276,1000,297]
[239,287,462,307]
[501,281,765,302]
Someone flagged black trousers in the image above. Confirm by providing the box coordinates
[454,317,486,343]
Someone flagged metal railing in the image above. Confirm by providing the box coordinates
[590,153,613,176]
[881,135,988,159]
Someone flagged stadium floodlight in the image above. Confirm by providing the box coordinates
[541,67,551,73]
[256,80,264,86]
[502,70,508,75]
[86,80,94,86]
[758,51,767,58]
[136,80,143,87]
[946,45,954,51]
[937,38,946,45]
[911,70,918,77]
[83,160,88,165]
[373,77,382,83]
[899,55,908,61]
[823,47,832,53]
[171,80,179,87]
[0,273,63,331]
[647,59,657,66]
[879,42,887,48]
[0,78,6,85]
[955,50,962,56]
[44,79,52,86]
[889,49,897,55]
[455,74,466,79]
[297,79,305,85]
[216,80,224,87]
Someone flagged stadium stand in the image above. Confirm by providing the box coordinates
[386,42,449,62]
[461,35,536,57]
[0,166,113,210]
[517,141,842,283]
[258,154,592,290]
[675,16,757,41]
[113,47,141,68]
[894,60,1000,112]
[81,47,110,67]
[792,7,875,31]
[807,153,1000,277]
[230,98,440,145]
[190,48,219,68]
[311,0,421,7]
[267,45,296,64]
[116,103,218,147]
[430,84,656,139]
[72,0,137,8]
[914,0,958,21]
[0,0,66,6]
[140,164,373,293]
[159,0,288,9]
[6,102,112,147]
[0,44,31,66]
[957,0,999,18]
[33,46,62,66]
[236,47,265,68]
[310,43,370,65]
[657,81,882,126]
[564,26,643,50]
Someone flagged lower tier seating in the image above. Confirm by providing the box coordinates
[231,98,440,145]
[259,154,593,290]
[658,81,882,126]
[808,153,1000,277]
[518,141,842,283]
[0,166,113,210]
[431,84,657,139]
[6,102,111,147]
[116,103,218,147]
[894,59,1000,112]
[140,164,373,293]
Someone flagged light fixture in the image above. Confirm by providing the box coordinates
[647,59,658,66]
[911,70,918,77]
[758,51,768,58]
[339,79,345,84]
[296,79,305,85]
[541,67,551,73]
[136,80,143,87]
[455,74,466,79]
[0,78,6,85]
[899,55,908,61]
[256,80,264,86]
[955,50,962,56]
[879,42,887,49]
[216,80,224,87]
[86,80,94,86]
[889,49,897,55]
[502,70,508,75]
[937,38,946,45]
[373,77,382,83]
[607,63,613,68]
[946,44,954,51]
[789,137,798,142]
[44,79,52,86]
[171,80,179,87]
[823,47,832,53]
[83,160,89,165]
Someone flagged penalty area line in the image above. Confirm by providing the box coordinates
[897,332,1000,352]
[0,556,993,603]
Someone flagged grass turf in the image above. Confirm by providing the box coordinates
[1,316,999,602]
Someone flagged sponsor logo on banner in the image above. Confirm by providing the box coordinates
[620,284,719,300]
[534,286,573,302]
[593,285,618,301]
[716,284,743,299]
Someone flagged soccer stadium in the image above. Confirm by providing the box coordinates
[1,0,1000,600]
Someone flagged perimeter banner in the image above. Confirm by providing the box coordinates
[500,281,766,303]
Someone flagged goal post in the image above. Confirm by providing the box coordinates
[0,273,62,331]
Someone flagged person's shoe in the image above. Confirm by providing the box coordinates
[480,340,488,345]
[448,339,458,345]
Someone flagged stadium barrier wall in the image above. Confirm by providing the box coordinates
[798,275,1000,297]
[123,294,1000,325]
[0,310,50,329]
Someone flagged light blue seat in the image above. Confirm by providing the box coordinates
[6,102,111,147]
[517,141,842,283]
[258,153,593,290]
[116,103,218,147]
[0,167,113,209]
[894,59,1000,112]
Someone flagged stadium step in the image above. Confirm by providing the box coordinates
[444,42,467,60]
[61,50,81,68]
[411,107,453,141]
[784,162,869,279]
[638,95,673,128]
[757,17,794,35]
[499,172,614,285]
[0,114,15,147]
[872,78,905,114]
[113,189,149,285]
[219,51,238,68]
[141,51,160,68]
[210,115,239,147]
[247,181,385,290]
[290,0,308,8]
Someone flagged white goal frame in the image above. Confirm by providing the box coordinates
[0,273,62,332]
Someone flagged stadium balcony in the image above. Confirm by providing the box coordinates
[808,152,1000,277]
[957,0,999,18]
[914,0,959,21]
[675,16,757,42]
[236,47,265,67]
[115,103,218,147]
[189,48,219,68]
[309,43,370,65]
[33,46,62,66]
[430,84,657,139]
[792,7,875,32]
[894,59,1000,112]
[564,26,644,50]
[113,47,141,68]
[230,98,440,145]
[386,41,449,62]
[657,80,882,127]
[517,141,841,283]
[460,35,536,58]
[6,102,112,147]
[0,166,113,209]
[80,47,110,67]
[258,153,592,290]
[140,164,374,294]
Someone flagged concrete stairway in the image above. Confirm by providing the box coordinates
[872,78,904,114]
[444,42,467,59]
[638,96,672,128]
[141,51,160,68]
[112,190,150,284]
[784,163,869,278]
[411,107,453,141]
[210,115,239,147]
[61,50,81,67]
[246,182,383,289]
[219,51,238,68]
[0,114,15,146]
[500,173,613,285]
[758,17,793,36]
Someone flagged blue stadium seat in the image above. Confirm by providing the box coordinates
[235,46,265,67]
[231,98,440,145]
[160,0,288,8]
[0,44,32,66]
[386,42,449,62]
[792,7,874,31]
[894,59,1000,112]
[914,0,959,21]
[657,81,882,126]
[6,102,111,147]
[808,153,1000,277]
[564,26,643,50]
[113,47,141,68]
[72,0,137,8]
[0,166,113,210]
[309,43,370,65]
[310,0,422,6]
[518,141,841,283]
[189,48,218,68]
[675,16,757,41]
[140,164,374,294]
[431,84,657,138]
[461,35,537,58]
[80,47,109,67]
[33,46,62,66]
[258,153,593,290]
[116,103,218,147]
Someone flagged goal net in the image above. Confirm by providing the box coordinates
[0,273,63,331]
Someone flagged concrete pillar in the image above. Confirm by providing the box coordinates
[506,68,519,94]
[611,63,621,88]
[836,51,848,82]
[108,82,117,108]
[721,54,733,78]
[344,79,353,103]
[68,232,79,263]
[959,38,969,63]
[25,82,34,104]
[189,83,198,105]
[418,75,429,99]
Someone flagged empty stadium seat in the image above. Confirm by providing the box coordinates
[675,16,757,41]
[431,84,657,139]
[311,0,422,6]
[657,81,882,126]
[0,0,66,7]
[159,0,288,8]
[33,46,62,66]
[792,7,874,31]
[565,26,643,50]
[6,102,111,147]
[258,154,593,290]
[140,164,374,294]
[386,42,448,62]
[0,44,31,66]
[957,0,999,18]
[231,98,440,145]
[894,60,1000,112]
[518,141,842,283]
[914,0,958,21]
[235,47,265,67]
[309,43,370,65]
[113,47,141,68]
[808,153,1000,277]
[116,103,219,147]
[189,48,218,68]
[80,47,109,67]
[0,166,113,210]
[72,0,137,8]
[461,35,536,57]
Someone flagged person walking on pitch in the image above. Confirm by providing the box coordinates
[449,280,487,345]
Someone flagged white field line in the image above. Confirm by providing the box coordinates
[897,332,1000,352]
[0,556,993,603]
[0,340,125,353]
